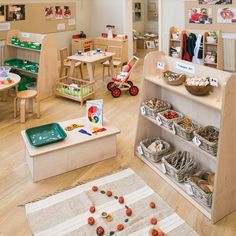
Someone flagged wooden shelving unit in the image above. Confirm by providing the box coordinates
[168,27,223,70]
[134,51,236,223]
[4,30,58,100]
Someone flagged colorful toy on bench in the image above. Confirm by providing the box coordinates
[107,56,139,98]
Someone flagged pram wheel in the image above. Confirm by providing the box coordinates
[111,88,121,98]
[107,82,115,91]
[129,86,139,96]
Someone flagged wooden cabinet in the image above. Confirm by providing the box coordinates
[135,51,236,223]
[72,38,93,54]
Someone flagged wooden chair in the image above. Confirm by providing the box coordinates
[60,47,83,78]
[102,46,123,80]
[14,90,40,123]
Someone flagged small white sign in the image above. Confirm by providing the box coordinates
[176,61,195,74]
[68,18,76,26]
[21,32,30,38]
[0,22,10,31]
[57,23,66,31]
[157,61,165,70]
[209,77,218,87]
[184,183,194,196]
[192,136,201,147]
[161,163,167,174]
[156,116,162,126]
[137,146,143,155]
[140,106,146,116]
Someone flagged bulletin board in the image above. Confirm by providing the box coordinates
[0,2,76,40]
[185,0,236,32]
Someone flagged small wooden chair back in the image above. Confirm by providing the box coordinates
[107,46,122,61]
[59,47,69,66]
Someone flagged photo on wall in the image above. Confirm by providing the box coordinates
[6,5,25,21]
[0,5,5,22]
[63,6,71,19]
[55,6,63,20]
[45,6,54,20]
[189,8,212,24]
[217,7,236,23]
[199,0,232,4]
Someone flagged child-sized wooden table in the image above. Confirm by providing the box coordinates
[68,51,115,81]
[21,117,120,182]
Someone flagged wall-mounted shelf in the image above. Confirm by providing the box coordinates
[134,51,236,223]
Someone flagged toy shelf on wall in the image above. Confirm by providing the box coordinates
[4,30,58,100]
[168,27,223,70]
[134,51,236,223]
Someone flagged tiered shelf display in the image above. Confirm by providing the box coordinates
[4,30,58,100]
[169,27,183,59]
[134,51,236,223]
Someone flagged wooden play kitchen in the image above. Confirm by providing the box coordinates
[4,30,58,100]
[21,117,120,182]
[135,51,236,223]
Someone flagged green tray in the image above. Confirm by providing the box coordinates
[25,123,67,147]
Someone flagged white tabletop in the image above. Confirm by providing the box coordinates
[68,51,115,63]
[0,73,21,91]
[21,117,120,157]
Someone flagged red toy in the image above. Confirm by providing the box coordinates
[107,56,139,98]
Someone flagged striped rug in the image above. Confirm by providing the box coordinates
[25,168,199,236]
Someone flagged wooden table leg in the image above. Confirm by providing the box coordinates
[69,60,76,77]
[109,57,115,77]
[87,63,95,81]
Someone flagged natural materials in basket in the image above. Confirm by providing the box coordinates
[185,77,211,96]
[162,151,198,182]
[163,70,186,86]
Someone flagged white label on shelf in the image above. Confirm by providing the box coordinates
[137,146,143,155]
[140,106,146,115]
[192,136,201,147]
[172,123,176,135]
[157,61,165,70]
[161,163,167,174]
[156,116,162,126]
[21,32,30,38]
[210,77,218,87]
[176,61,195,74]
[184,183,194,196]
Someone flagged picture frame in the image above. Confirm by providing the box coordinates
[6,4,25,22]
[199,0,232,4]
[0,5,5,22]
[188,8,213,24]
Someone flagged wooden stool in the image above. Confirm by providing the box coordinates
[14,90,40,123]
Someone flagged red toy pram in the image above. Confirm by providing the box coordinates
[107,56,139,98]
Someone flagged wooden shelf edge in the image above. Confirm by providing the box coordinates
[141,114,217,162]
[7,44,41,53]
[5,65,38,76]
[136,152,212,220]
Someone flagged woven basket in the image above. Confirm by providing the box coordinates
[186,171,213,208]
[163,71,186,86]
[162,151,198,183]
[158,110,184,130]
[185,83,211,96]
[193,126,219,156]
[142,99,171,119]
[174,119,201,141]
[140,137,171,163]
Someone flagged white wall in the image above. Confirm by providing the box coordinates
[133,0,145,34]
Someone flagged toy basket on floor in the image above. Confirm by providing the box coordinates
[174,118,201,141]
[185,171,214,208]
[162,151,198,182]
[140,137,171,163]
[142,99,171,119]
[157,110,184,130]
[193,126,219,156]
[55,76,95,105]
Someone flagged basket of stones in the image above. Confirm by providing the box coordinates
[163,70,186,86]
[185,77,211,96]
[140,137,171,163]
[193,126,219,156]
[162,151,198,182]
[142,98,171,119]
[174,117,201,141]
[157,110,184,131]
[185,171,214,208]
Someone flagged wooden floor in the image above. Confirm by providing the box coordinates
[0,50,235,236]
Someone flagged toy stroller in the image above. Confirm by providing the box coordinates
[107,56,139,98]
